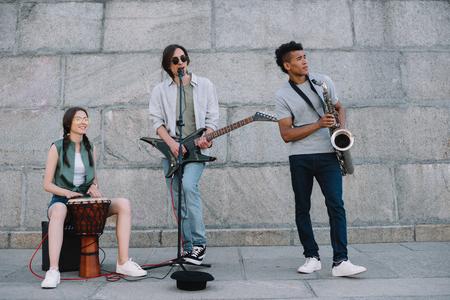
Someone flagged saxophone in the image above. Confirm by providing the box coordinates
[311,79,354,176]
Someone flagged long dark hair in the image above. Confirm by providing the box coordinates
[161,44,190,79]
[62,107,93,168]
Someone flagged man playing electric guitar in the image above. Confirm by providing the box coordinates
[142,111,277,178]
[149,44,219,265]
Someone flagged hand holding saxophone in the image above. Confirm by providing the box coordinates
[318,114,337,128]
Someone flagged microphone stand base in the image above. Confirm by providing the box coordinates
[141,257,211,271]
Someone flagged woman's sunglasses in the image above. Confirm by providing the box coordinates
[74,117,90,125]
[172,56,188,65]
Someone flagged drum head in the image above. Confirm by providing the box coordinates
[67,197,109,204]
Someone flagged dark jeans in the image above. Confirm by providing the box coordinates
[289,153,348,262]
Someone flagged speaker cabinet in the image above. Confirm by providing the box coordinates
[41,221,81,272]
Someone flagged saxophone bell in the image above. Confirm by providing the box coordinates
[332,129,354,176]
[331,129,354,152]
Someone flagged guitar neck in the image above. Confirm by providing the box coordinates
[194,116,254,145]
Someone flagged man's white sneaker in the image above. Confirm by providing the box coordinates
[332,260,367,277]
[298,257,321,274]
[116,259,147,277]
[41,267,60,289]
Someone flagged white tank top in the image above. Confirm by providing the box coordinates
[73,153,86,187]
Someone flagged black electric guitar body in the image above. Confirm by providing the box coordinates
[141,128,215,178]
[141,112,277,178]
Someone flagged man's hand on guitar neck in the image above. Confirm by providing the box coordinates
[197,127,214,149]
[197,136,212,149]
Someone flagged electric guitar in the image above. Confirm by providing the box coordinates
[141,112,277,178]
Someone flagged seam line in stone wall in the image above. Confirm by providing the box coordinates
[13,2,20,56]
[391,164,399,222]
[19,166,27,228]
[100,2,106,52]
[210,0,216,51]
[60,55,65,108]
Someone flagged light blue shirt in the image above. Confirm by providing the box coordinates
[149,73,219,156]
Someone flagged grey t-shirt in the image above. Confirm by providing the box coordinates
[274,73,339,156]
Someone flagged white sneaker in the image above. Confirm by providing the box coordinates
[41,267,60,288]
[298,257,321,274]
[332,260,367,277]
[116,259,147,277]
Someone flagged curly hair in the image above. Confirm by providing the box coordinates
[62,107,93,168]
[275,41,303,74]
[161,44,190,79]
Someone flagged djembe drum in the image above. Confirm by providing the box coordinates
[66,198,111,278]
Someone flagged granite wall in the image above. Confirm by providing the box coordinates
[1,0,449,249]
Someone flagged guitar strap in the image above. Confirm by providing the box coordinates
[288,78,326,118]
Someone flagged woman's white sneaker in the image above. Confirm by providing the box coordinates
[298,257,321,274]
[116,258,147,277]
[332,260,367,277]
[41,267,60,288]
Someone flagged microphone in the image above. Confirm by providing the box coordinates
[178,69,184,76]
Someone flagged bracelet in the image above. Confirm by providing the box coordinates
[91,183,98,189]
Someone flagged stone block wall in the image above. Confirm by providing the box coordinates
[1,0,449,249]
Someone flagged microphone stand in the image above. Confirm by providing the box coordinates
[175,69,186,269]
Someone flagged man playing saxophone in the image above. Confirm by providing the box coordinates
[274,41,366,277]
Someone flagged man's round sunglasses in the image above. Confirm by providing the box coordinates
[74,117,90,125]
[172,56,188,65]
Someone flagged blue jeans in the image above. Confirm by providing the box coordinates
[289,153,348,262]
[47,193,89,219]
[163,159,206,251]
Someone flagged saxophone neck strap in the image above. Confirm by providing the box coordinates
[288,78,326,118]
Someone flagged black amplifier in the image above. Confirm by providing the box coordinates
[41,221,81,272]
